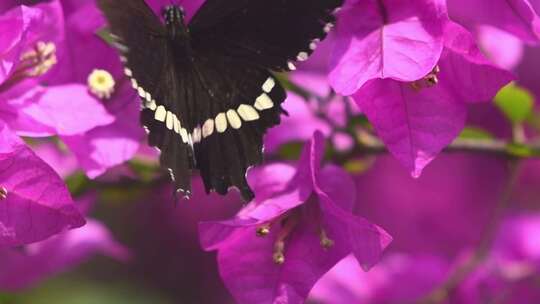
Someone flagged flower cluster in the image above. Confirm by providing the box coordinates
[0,0,539,303]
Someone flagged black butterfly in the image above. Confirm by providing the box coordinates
[98,0,343,201]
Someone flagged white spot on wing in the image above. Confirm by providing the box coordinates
[145,99,157,111]
[297,52,309,61]
[202,119,214,138]
[166,111,174,130]
[173,115,181,134]
[180,128,189,143]
[287,62,296,71]
[262,77,275,93]
[254,93,274,111]
[193,126,202,143]
[131,78,138,89]
[310,39,320,51]
[124,68,133,77]
[226,109,242,129]
[155,105,167,122]
[324,23,334,33]
[215,113,227,133]
[137,87,146,98]
[237,104,259,121]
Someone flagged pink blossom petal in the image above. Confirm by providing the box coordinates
[309,254,449,303]
[314,163,392,270]
[265,93,331,153]
[215,216,350,304]
[441,22,515,102]
[200,164,302,251]
[0,85,55,137]
[0,219,129,291]
[476,25,525,70]
[44,2,122,85]
[329,0,446,95]
[494,214,540,263]
[448,0,540,44]
[32,143,78,179]
[290,72,332,98]
[0,126,85,247]
[63,86,143,178]
[9,85,114,137]
[0,122,22,153]
[353,79,467,177]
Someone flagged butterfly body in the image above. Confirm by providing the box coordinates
[98,0,342,201]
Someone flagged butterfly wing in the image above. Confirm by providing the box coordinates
[189,0,343,71]
[98,0,195,194]
[185,49,286,200]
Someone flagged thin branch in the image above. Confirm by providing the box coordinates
[333,129,540,164]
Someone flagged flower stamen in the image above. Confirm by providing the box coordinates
[272,213,300,265]
[0,41,57,93]
[319,228,334,250]
[256,224,271,237]
[0,186,8,200]
[273,240,285,265]
[411,65,441,91]
[87,69,116,99]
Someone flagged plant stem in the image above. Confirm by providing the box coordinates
[333,129,540,164]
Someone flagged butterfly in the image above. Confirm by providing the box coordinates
[97,0,343,201]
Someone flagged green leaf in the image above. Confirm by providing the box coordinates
[495,83,535,124]
[459,127,493,140]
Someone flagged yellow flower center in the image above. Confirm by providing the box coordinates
[87,69,115,99]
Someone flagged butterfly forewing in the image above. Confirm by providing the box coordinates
[189,0,343,71]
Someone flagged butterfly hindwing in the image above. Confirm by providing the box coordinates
[188,52,286,200]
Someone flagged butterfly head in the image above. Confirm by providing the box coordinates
[163,5,185,26]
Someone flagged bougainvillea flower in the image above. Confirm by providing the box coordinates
[0,195,130,291]
[0,1,139,178]
[26,0,144,179]
[0,123,85,247]
[329,0,447,96]
[448,0,540,44]
[353,22,513,176]
[309,254,449,304]
[200,132,391,304]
